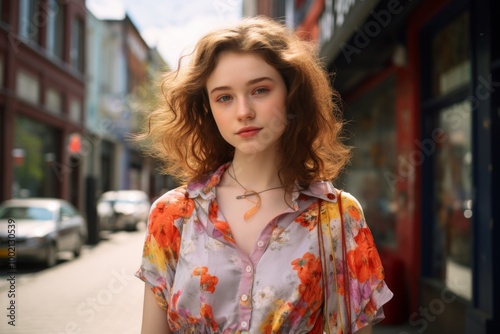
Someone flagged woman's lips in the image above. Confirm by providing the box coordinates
[237,127,261,138]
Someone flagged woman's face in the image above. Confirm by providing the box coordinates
[206,51,287,157]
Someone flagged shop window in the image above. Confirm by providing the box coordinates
[45,87,63,115]
[423,9,472,301]
[339,75,397,249]
[13,116,59,198]
[16,70,40,105]
[46,0,64,59]
[70,18,84,72]
[431,12,470,97]
[18,0,41,44]
[69,98,82,123]
[433,100,472,300]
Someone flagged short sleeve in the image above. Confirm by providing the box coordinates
[340,192,394,331]
[135,187,194,310]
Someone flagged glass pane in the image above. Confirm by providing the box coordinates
[46,0,64,59]
[16,70,40,104]
[19,0,40,43]
[432,11,470,97]
[13,117,59,198]
[433,100,472,300]
[70,18,84,71]
[46,87,63,115]
[338,75,397,249]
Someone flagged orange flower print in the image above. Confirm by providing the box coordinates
[209,201,234,243]
[168,290,182,323]
[200,303,219,331]
[292,252,322,285]
[148,198,194,250]
[193,266,219,293]
[294,203,319,231]
[346,205,361,221]
[150,284,168,310]
[346,227,384,283]
[292,252,322,307]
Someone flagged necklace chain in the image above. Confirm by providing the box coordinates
[227,164,283,220]
[227,164,282,199]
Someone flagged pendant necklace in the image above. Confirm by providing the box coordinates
[227,164,282,220]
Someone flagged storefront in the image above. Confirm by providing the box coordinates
[12,116,60,198]
[314,0,499,332]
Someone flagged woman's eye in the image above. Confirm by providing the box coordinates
[254,88,269,95]
[216,95,231,102]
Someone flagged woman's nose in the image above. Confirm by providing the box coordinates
[236,98,255,120]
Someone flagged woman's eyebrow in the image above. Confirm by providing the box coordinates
[246,76,274,86]
[209,77,275,95]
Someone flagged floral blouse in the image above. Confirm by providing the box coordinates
[136,163,393,333]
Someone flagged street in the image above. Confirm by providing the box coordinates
[0,228,146,334]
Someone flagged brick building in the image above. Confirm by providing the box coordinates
[0,0,86,209]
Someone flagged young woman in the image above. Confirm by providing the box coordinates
[136,16,393,334]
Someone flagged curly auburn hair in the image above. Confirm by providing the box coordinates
[139,16,350,192]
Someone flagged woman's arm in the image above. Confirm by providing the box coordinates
[355,324,373,334]
[140,284,171,334]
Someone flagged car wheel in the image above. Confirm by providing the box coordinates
[73,235,83,258]
[127,220,138,232]
[45,243,58,268]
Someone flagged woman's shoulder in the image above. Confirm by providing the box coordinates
[153,186,189,206]
[148,186,195,224]
[338,190,364,211]
[320,188,364,211]
[321,189,366,225]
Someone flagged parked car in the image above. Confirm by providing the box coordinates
[0,198,88,267]
[97,190,150,231]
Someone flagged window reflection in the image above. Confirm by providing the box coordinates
[339,76,397,249]
[433,100,472,300]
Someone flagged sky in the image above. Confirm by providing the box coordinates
[86,0,243,69]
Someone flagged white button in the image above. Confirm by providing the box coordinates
[257,240,264,247]
[241,321,248,328]
[245,265,252,273]
[241,294,248,302]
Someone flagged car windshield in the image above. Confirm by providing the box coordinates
[0,206,54,221]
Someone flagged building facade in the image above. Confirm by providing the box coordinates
[258,0,499,332]
[0,2,166,244]
[0,0,86,209]
[84,11,168,242]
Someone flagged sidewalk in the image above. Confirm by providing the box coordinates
[0,230,145,334]
[374,322,418,334]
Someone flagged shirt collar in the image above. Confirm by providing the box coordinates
[298,181,338,203]
[186,162,338,205]
[186,163,230,200]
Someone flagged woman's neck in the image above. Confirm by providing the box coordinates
[228,152,282,191]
